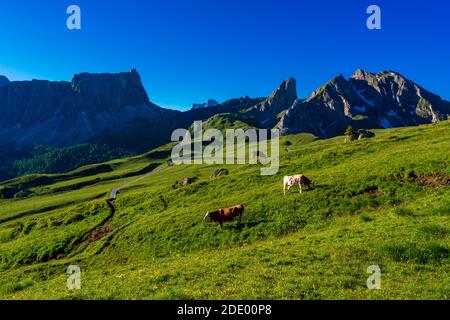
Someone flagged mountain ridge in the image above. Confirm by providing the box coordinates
[276,70,450,137]
[1,68,449,180]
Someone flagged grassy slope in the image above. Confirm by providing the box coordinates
[0,123,448,299]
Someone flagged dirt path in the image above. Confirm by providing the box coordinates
[87,162,171,247]
[109,163,169,200]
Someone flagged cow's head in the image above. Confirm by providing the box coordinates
[204,212,212,221]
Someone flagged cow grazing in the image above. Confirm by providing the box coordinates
[283,175,315,195]
[204,204,244,228]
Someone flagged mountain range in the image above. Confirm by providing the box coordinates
[277,70,450,137]
[0,68,449,180]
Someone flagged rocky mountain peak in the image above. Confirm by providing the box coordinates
[328,74,350,87]
[266,77,297,107]
[307,74,351,102]
[70,69,151,112]
[378,70,404,78]
[351,69,375,81]
[0,69,165,151]
[277,70,450,138]
[241,77,298,128]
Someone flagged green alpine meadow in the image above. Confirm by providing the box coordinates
[0,122,448,300]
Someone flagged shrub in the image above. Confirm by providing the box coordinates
[359,214,373,222]
[394,207,416,217]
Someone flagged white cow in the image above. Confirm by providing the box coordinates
[283,174,315,195]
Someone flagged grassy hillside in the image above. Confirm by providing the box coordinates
[0,143,133,182]
[190,113,259,133]
[0,122,448,299]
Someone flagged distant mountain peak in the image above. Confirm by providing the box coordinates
[192,99,219,110]
[378,70,404,77]
[241,77,297,128]
[351,69,375,80]
[265,77,297,108]
[328,74,348,86]
[70,69,151,111]
[0,70,167,151]
[278,70,450,137]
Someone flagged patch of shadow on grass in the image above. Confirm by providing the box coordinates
[0,192,107,225]
[234,220,270,229]
[428,201,450,216]
[359,213,373,222]
[0,279,34,295]
[394,207,416,217]
[418,224,449,239]
[387,135,414,142]
[378,243,449,265]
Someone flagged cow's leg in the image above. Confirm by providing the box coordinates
[299,183,302,194]
[219,221,223,229]
[284,183,286,195]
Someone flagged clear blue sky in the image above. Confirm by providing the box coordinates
[0,0,449,110]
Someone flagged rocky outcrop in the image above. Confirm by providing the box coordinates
[0,69,174,150]
[277,70,450,137]
[244,77,297,128]
[349,70,450,125]
[71,69,153,113]
[257,77,297,113]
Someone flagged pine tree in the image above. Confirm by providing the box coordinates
[345,125,356,142]
[345,125,355,137]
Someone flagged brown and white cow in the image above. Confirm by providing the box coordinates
[204,204,244,228]
[283,175,315,195]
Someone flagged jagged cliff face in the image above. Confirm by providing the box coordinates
[243,78,298,128]
[0,70,172,150]
[276,70,450,137]
[0,80,73,128]
[0,70,155,128]
[349,70,450,125]
[71,70,153,113]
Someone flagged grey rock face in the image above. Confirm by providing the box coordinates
[70,69,152,113]
[258,77,297,112]
[244,77,298,128]
[0,69,171,150]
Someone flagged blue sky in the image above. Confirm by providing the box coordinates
[0,0,449,110]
